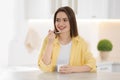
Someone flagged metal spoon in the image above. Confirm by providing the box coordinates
[54,31,61,34]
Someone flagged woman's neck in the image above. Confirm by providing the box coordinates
[58,32,71,45]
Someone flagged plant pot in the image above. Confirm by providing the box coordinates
[100,51,110,61]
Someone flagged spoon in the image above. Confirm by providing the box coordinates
[54,31,61,34]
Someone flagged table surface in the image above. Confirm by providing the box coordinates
[1,67,120,80]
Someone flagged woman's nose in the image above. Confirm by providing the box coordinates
[59,21,64,26]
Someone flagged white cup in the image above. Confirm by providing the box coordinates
[57,64,65,72]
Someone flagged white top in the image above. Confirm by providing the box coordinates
[57,41,72,65]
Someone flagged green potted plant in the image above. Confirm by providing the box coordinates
[97,39,113,61]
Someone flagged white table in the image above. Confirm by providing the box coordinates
[1,66,120,80]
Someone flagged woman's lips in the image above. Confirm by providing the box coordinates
[58,26,65,30]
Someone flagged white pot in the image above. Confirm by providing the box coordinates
[100,51,110,61]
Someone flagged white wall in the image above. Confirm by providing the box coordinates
[92,0,108,18]
[108,0,120,19]
[99,21,120,62]
[25,0,109,19]
[8,0,29,66]
[0,0,15,66]
[25,0,51,19]
[77,0,108,19]
[77,20,99,57]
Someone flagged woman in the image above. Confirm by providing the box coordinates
[38,6,96,73]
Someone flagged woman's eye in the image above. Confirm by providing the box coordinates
[56,19,60,22]
[64,19,68,22]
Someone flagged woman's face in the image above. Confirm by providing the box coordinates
[55,12,70,34]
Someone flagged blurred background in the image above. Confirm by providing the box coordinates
[0,0,120,70]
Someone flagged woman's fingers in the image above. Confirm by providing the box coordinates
[59,65,72,74]
[47,30,56,43]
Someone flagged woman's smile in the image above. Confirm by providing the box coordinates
[58,26,66,31]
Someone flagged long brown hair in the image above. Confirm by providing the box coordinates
[54,6,78,37]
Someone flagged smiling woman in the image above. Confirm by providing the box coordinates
[38,6,96,73]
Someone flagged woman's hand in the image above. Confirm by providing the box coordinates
[59,65,91,74]
[41,30,56,65]
[59,65,74,74]
[47,30,56,44]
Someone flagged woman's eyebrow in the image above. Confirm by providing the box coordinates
[56,18,60,19]
[63,18,68,19]
[56,17,68,20]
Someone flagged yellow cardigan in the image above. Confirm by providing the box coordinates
[38,36,96,72]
